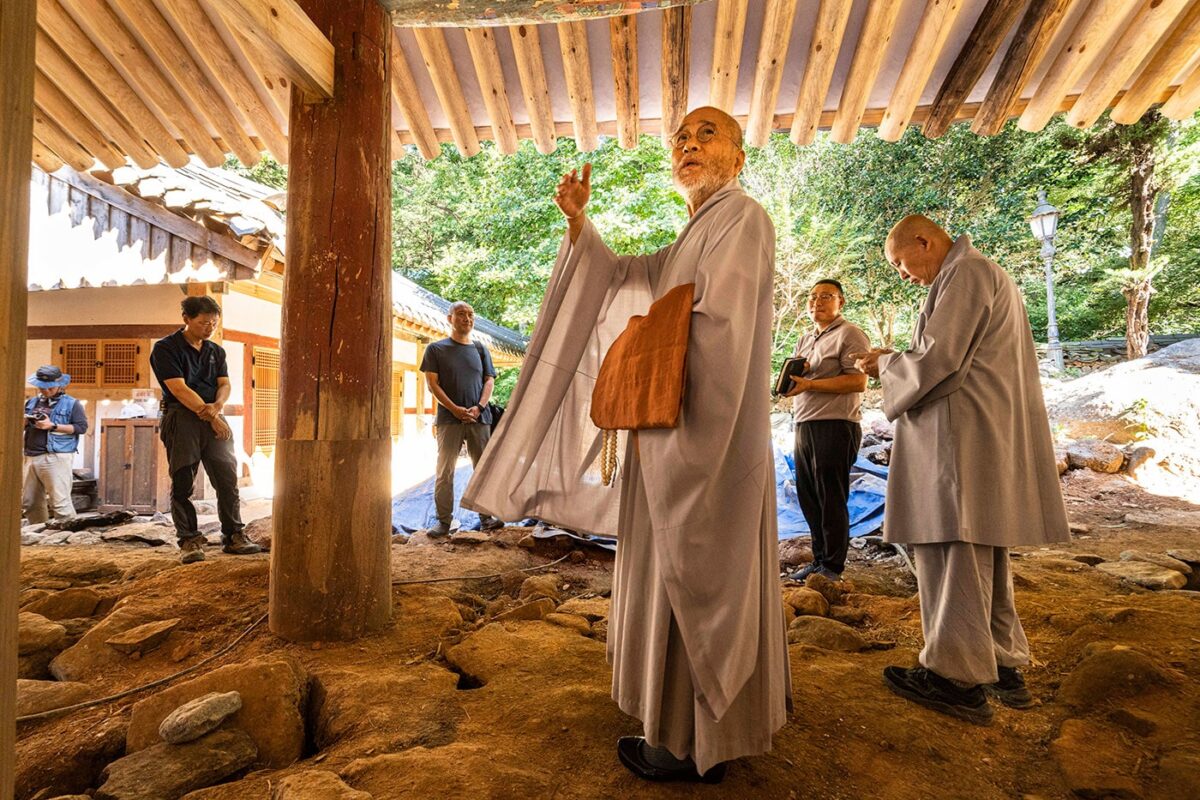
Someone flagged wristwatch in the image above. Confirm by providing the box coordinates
[51,423,60,433]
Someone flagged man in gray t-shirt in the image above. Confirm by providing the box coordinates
[420,301,503,537]
[783,279,870,581]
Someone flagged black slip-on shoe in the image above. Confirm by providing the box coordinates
[480,517,504,532]
[985,666,1035,709]
[883,666,994,725]
[426,522,451,539]
[616,737,726,784]
[786,562,821,582]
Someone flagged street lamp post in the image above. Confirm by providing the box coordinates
[1030,190,1064,372]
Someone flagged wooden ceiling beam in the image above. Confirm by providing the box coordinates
[203,0,333,100]
[746,0,798,147]
[412,27,481,157]
[391,30,440,161]
[107,0,261,166]
[923,0,1027,139]
[57,0,227,166]
[609,13,639,149]
[197,0,289,133]
[32,137,66,173]
[831,0,905,144]
[791,0,854,146]
[708,0,748,113]
[1066,0,1193,129]
[463,27,519,154]
[1111,0,1200,124]
[878,0,966,142]
[972,0,1074,136]
[33,69,125,169]
[32,105,93,172]
[1161,56,1200,118]
[509,24,557,154]
[660,5,692,146]
[152,0,289,164]
[556,21,599,152]
[36,2,184,167]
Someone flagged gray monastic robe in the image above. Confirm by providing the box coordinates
[463,180,791,772]
[879,235,1070,547]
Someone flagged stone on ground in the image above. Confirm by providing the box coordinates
[451,531,490,545]
[517,575,560,601]
[15,716,127,799]
[1119,550,1192,575]
[1096,561,1188,590]
[18,612,67,655]
[16,679,91,717]
[495,598,556,622]
[101,522,175,546]
[270,770,372,799]
[787,616,868,652]
[1071,553,1106,566]
[783,587,829,617]
[96,728,257,800]
[554,597,609,620]
[1167,549,1200,566]
[159,691,243,744]
[106,618,181,655]
[127,655,308,768]
[1051,718,1145,799]
[1123,509,1200,529]
[1065,439,1125,473]
[51,600,179,681]
[1057,647,1176,709]
[21,587,103,620]
[243,516,272,551]
[804,573,845,605]
[544,612,591,634]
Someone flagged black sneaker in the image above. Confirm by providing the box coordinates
[179,536,206,564]
[985,666,1034,709]
[616,737,726,784]
[480,517,504,532]
[883,666,993,725]
[222,531,263,555]
[426,522,451,539]
[813,566,843,581]
[786,562,821,582]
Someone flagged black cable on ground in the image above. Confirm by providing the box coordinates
[18,552,574,724]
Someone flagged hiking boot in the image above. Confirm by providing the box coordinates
[426,522,451,539]
[883,666,993,725]
[786,562,821,582]
[480,516,504,532]
[985,666,1034,709]
[179,536,206,564]
[222,531,262,556]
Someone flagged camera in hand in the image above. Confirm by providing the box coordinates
[773,357,807,396]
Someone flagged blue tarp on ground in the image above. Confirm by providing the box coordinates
[392,446,888,540]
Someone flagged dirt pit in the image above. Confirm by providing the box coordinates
[15,471,1200,800]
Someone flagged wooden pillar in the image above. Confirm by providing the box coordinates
[270,0,393,642]
[0,0,35,792]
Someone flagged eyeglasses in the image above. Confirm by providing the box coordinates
[670,123,733,150]
[807,292,839,303]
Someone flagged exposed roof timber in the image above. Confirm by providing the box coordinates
[878,0,966,143]
[790,0,854,146]
[463,26,520,154]
[1161,53,1200,118]
[609,13,639,149]
[924,0,1028,140]
[708,0,748,114]
[508,23,557,154]
[390,30,441,160]
[1111,0,1200,124]
[201,0,291,132]
[660,5,691,147]
[203,0,334,100]
[556,21,600,152]
[33,70,125,170]
[971,0,1074,137]
[746,0,799,147]
[32,137,66,174]
[379,0,703,27]
[413,26,482,157]
[831,0,905,144]
[1067,0,1194,129]
[32,105,93,172]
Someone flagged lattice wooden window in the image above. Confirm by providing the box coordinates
[251,346,280,452]
[58,339,142,387]
[390,364,405,438]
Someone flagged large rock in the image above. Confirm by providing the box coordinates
[50,601,171,681]
[102,522,175,547]
[18,612,67,655]
[804,573,845,605]
[159,691,243,744]
[270,770,371,800]
[16,679,91,718]
[1065,439,1125,473]
[15,716,126,799]
[517,575,560,602]
[1167,549,1200,566]
[243,516,272,551]
[1050,718,1144,800]
[96,728,257,800]
[127,656,308,768]
[1125,509,1200,529]
[1096,561,1188,590]
[555,597,609,620]
[782,587,829,617]
[45,558,123,586]
[495,597,556,622]
[22,587,103,620]
[787,616,868,652]
[1057,647,1176,709]
[106,618,181,655]
[1119,550,1192,575]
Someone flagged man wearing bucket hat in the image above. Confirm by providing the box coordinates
[23,365,89,524]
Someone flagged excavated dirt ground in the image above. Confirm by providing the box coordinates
[15,469,1200,800]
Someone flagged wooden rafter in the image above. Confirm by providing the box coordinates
[198,0,289,133]
[413,27,481,157]
[923,0,1026,139]
[391,30,441,161]
[878,0,966,142]
[33,70,125,169]
[32,104,93,172]
[1111,0,1200,124]
[831,0,905,144]
[746,0,798,147]
[556,21,599,152]
[971,0,1074,137]
[660,5,692,146]
[36,2,185,167]
[32,136,66,173]
[1018,0,1133,132]
[57,0,226,166]
[464,26,520,154]
[609,13,639,149]
[151,0,289,164]
[509,24,557,154]
[107,0,261,166]
[1161,54,1200,119]
[790,0,854,146]
[203,0,334,100]
[1066,0,1193,129]
[708,0,748,113]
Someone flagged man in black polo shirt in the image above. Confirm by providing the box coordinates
[150,295,261,564]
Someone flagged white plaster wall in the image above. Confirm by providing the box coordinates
[393,338,418,365]
[224,340,245,405]
[27,285,185,326]
[222,291,282,339]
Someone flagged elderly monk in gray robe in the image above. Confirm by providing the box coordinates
[462,107,791,782]
[854,215,1069,725]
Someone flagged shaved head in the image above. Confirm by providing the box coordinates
[671,106,746,214]
[679,106,744,148]
[884,215,955,287]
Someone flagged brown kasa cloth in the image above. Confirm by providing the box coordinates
[591,283,695,431]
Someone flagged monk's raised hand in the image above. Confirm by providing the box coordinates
[554,162,591,219]
[851,349,890,378]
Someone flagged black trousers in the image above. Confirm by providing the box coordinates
[160,408,243,543]
[794,419,861,574]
